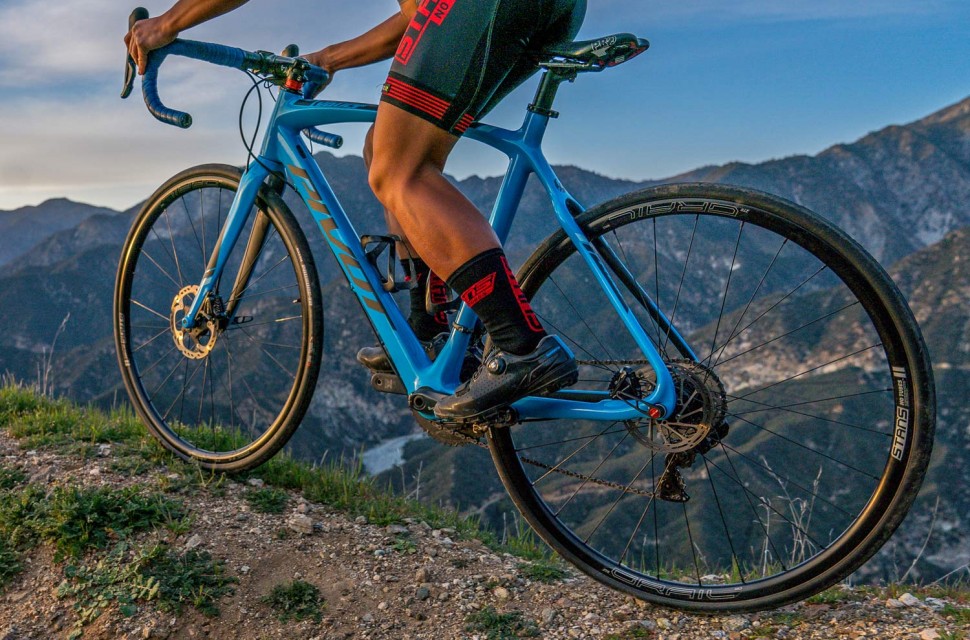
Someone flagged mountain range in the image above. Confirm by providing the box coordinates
[1,96,968,582]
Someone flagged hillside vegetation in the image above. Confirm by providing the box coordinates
[0,385,968,639]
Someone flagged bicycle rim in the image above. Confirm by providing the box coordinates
[114,164,322,471]
[489,183,934,611]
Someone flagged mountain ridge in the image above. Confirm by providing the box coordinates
[0,96,967,583]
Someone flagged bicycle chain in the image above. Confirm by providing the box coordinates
[440,428,657,499]
[429,357,658,497]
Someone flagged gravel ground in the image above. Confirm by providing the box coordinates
[1,430,967,640]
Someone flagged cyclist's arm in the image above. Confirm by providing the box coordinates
[125,0,251,74]
[304,13,408,76]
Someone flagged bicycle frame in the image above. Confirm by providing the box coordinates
[180,85,679,421]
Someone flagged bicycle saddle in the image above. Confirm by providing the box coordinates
[540,33,649,68]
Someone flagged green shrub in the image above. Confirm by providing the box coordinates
[262,580,325,622]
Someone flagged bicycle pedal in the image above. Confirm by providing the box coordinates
[360,234,417,293]
[452,406,519,432]
[370,372,406,395]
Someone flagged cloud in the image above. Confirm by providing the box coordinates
[0,0,393,88]
[583,0,955,31]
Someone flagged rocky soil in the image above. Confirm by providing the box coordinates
[0,429,966,640]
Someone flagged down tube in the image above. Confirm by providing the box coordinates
[273,129,431,389]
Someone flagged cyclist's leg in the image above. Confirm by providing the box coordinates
[368,109,499,279]
[369,0,584,417]
[361,125,450,344]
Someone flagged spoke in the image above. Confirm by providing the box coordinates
[162,206,185,286]
[582,449,659,544]
[224,333,270,434]
[226,230,288,303]
[179,193,206,269]
[229,283,299,301]
[133,326,172,353]
[717,442,787,574]
[139,247,182,290]
[710,264,828,363]
[704,221,745,367]
[733,344,883,402]
[177,358,189,428]
[157,357,205,420]
[702,452,828,551]
[651,450,660,577]
[196,357,210,426]
[532,310,615,375]
[547,275,619,368]
[662,214,699,353]
[530,421,621,486]
[651,218,667,360]
[226,334,236,432]
[683,502,703,585]
[226,315,301,329]
[131,299,171,323]
[554,431,632,517]
[610,229,664,355]
[237,339,302,350]
[137,344,180,377]
[235,325,297,379]
[515,425,635,453]
[701,455,745,584]
[729,413,880,479]
[716,441,855,518]
[712,238,788,369]
[726,389,894,436]
[619,455,678,565]
[713,300,862,369]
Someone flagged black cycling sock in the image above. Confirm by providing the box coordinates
[446,248,546,355]
[403,258,449,341]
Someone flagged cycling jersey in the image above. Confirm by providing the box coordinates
[382,0,586,135]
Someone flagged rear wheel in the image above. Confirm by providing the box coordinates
[114,164,322,472]
[488,183,934,611]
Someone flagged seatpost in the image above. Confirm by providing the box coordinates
[528,70,576,118]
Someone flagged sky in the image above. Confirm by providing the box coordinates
[0,0,967,211]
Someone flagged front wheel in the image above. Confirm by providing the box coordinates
[488,183,934,611]
[114,164,322,472]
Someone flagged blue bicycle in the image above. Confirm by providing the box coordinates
[115,10,934,612]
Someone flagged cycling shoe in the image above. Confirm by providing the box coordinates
[433,335,578,422]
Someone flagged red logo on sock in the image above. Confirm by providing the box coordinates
[461,272,496,307]
[501,257,544,333]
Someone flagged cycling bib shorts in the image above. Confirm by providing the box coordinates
[382,0,586,135]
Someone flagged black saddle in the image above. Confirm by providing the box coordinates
[540,33,649,69]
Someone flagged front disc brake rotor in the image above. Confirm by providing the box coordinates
[170,285,219,359]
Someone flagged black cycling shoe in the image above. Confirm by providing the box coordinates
[433,335,578,422]
[356,333,448,373]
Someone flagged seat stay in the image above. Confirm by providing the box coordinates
[460,112,678,418]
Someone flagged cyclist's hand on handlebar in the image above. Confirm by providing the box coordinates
[301,48,335,98]
[125,16,177,75]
